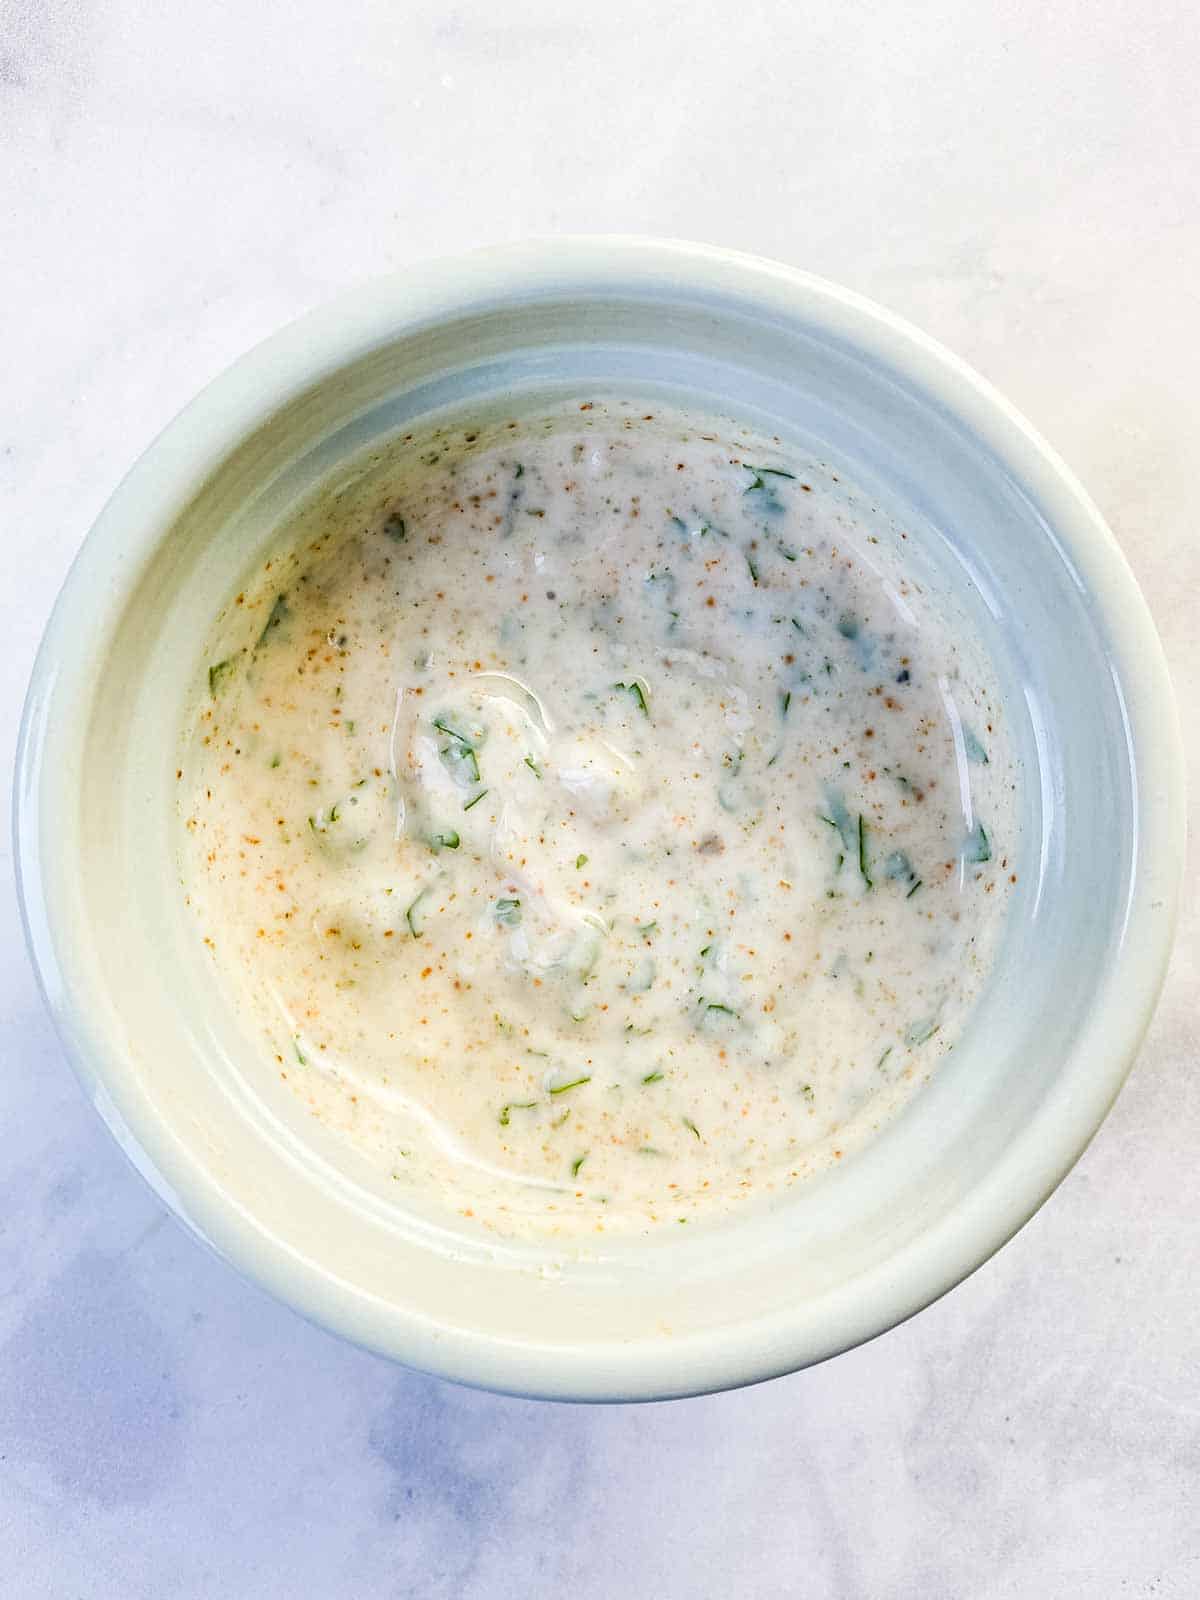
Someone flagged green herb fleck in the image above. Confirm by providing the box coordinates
[523,755,543,779]
[877,1046,893,1070]
[613,680,649,715]
[705,1002,738,1017]
[463,788,489,811]
[255,593,289,649]
[434,715,481,784]
[642,1070,664,1084]
[964,822,991,863]
[746,551,760,584]
[405,889,430,939]
[637,921,657,938]
[208,658,236,697]
[429,829,460,853]
[858,814,873,889]
[293,1039,306,1065]
[575,853,588,870]
[747,465,796,479]
[571,1154,587,1178]
[963,726,990,765]
[269,753,281,769]
[493,897,522,926]
[499,1100,538,1127]
[549,1074,591,1096]
[906,879,923,898]
[781,690,791,718]
[682,1116,702,1140]
[906,1018,940,1047]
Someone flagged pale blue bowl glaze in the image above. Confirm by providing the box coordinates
[15,239,1185,1400]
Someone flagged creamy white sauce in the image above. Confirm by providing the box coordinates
[180,398,1018,1237]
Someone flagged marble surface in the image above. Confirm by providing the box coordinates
[2,2,1197,1594]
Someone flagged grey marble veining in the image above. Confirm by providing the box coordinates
[2,2,1197,1595]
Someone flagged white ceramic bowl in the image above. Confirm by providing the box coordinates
[15,238,1184,1401]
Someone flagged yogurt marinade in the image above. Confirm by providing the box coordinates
[180,397,1017,1237]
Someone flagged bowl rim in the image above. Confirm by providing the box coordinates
[14,235,1186,1400]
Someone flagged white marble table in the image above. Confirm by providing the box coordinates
[2,3,1197,1594]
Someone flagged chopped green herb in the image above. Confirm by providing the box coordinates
[705,1002,738,1017]
[429,829,460,853]
[637,921,657,937]
[498,1100,538,1127]
[433,714,474,745]
[405,889,430,939]
[962,726,990,765]
[549,1074,591,1095]
[208,657,236,697]
[571,1154,587,1178]
[575,853,588,870]
[641,1070,664,1084]
[293,1039,306,1065]
[523,755,543,779]
[964,822,991,863]
[747,465,796,479]
[858,814,873,889]
[463,788,489,811]
[269,753,281,768]
[906,1018,941,1047]
[746,551,760,584]
[699,944,713,958]
[255,593,290,649]
[877,1046,893,1071]
[513,463,524,479]
[791,617,806,636]
[434,715,481,784]
[682,1116,701,1140]
[906,879,923,898]
[613,679,649,715]
[800,1083,814,1102]
[493,897,522,926]
[781,690,791,718]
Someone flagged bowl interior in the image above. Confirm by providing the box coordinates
[18,246,1179,1399]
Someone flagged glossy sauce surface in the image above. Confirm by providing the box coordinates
[180,399,1017,1236]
